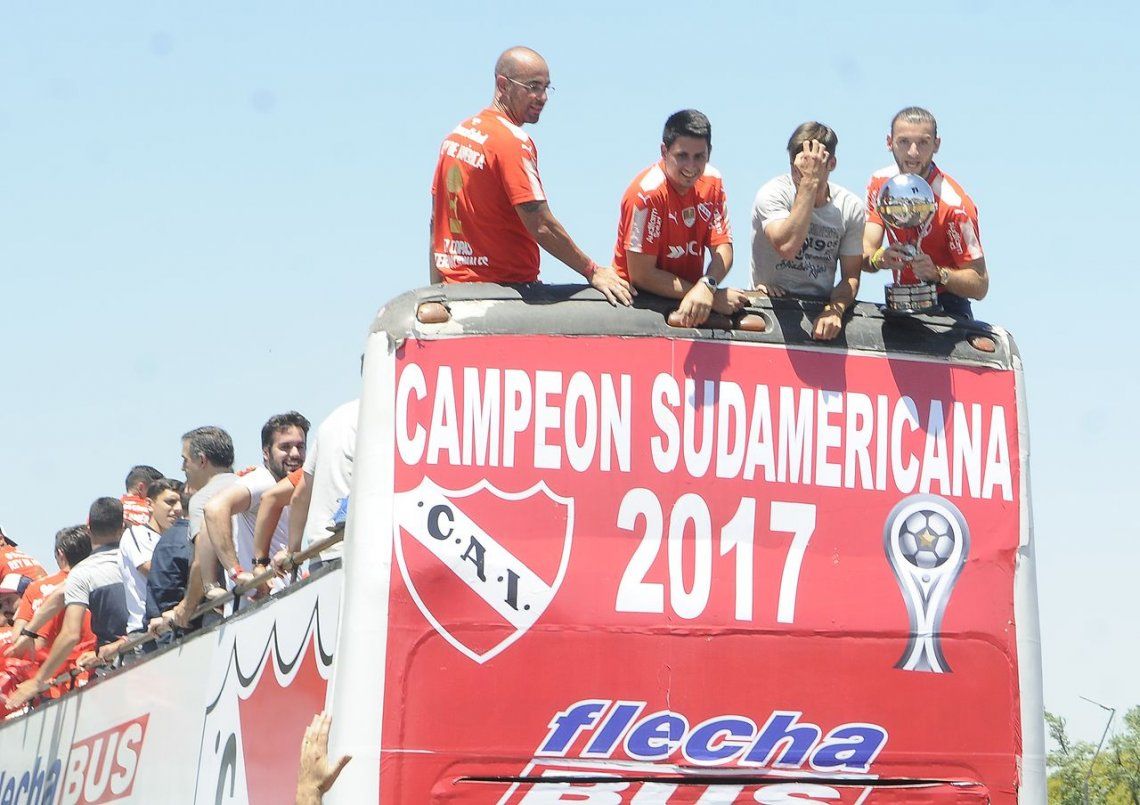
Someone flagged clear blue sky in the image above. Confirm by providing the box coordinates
[1,1,1135,743]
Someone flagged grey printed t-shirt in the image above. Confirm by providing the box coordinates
[750,174,865,297]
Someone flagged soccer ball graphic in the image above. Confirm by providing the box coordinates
[898,509,956,569]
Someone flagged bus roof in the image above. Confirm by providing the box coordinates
[372,284,1017,369]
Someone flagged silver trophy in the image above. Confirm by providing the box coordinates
[883,495,970,673]
[876,174,939,313]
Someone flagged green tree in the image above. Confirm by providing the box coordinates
[1047,707,1140,804]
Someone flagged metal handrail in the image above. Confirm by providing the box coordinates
[25,530,344,704]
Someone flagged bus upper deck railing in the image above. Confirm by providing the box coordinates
[15,530,345,712]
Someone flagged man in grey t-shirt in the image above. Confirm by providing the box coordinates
[177,426,237,619]
[751,121,864,340]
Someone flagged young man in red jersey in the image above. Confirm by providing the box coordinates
[612,109,748,328]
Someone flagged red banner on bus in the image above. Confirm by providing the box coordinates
[384,335,1022,802]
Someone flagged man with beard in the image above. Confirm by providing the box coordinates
[203,412,309,592]
[429,46,633,306]
[863,106,988,318]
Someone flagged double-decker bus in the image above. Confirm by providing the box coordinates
[0,286,1044,804]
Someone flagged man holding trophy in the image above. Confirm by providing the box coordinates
[863,107,988,318]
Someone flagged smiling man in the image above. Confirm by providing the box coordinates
[863,107,988,318]
[202,412,309,592]
[612,109,748,328]
[429,46,633,306]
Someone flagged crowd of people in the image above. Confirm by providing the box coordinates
[0,402,358,714]
[430,46,989,330]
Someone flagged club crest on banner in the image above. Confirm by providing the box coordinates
[393,478,574,664]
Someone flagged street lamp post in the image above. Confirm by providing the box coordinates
[1079,695,1116,805]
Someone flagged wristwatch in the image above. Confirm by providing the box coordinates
[937,267,951,286]
[700,275,718,291]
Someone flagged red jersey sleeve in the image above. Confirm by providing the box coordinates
[489,125,546,207]
[866,176,885,227]
[625,195,665,257]
[943,206,984,265]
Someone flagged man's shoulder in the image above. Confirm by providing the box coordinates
[700,163,724,181]
[27,570,66,597]
[190,472,238,507]
[869,164,899,182]
[80,545,119,566]
[624,162,668,202]
[320,399,360,438]
[238,465,275,494]
[754,173,794,203]
[65,556,98,589]
[154,522,193,559]
[828,182,866,216]
[930,166,975,210]
[126,524,162,550]
[462,109,534,152]
[694,164,726,196]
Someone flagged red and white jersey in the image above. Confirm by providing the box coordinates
[121,494,151,526]
[0,545,46,582]
[866,164,984,269]
[612,161,732,283]
[14,569,95,648]
[431,108,547,284]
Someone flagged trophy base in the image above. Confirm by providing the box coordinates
[884,283,941,316]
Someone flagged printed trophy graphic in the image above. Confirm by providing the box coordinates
[876,174,939,313]
[883,494,969,673]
